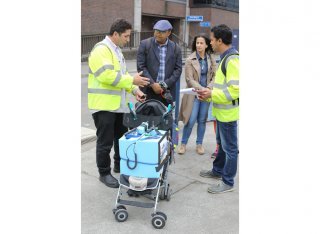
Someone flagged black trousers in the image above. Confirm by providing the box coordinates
[92,111,128,176]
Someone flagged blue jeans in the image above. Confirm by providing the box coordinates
[181,98,209,145]
[212,120,238,186]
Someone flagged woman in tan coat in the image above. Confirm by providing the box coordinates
[178,34,216,155]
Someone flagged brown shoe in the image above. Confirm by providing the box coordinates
[196,144,205,155]
[178,144,186,154]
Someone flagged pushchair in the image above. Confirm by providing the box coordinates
[112,99,175,229]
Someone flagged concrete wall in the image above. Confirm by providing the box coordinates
[142,0,186,18]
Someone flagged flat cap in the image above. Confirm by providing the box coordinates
[153,20,173,31]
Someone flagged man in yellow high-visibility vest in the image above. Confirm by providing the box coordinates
[197,24,239,194]
[88,19,150,188]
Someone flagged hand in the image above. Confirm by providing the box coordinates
[150,83,163,94]
[133,71,150,87]
[196,88,212,101]
[135,90,147,103]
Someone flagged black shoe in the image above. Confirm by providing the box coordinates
[113,165,120,173]
[99,174,119,188]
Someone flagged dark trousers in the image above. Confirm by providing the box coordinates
[92,111,128,176]
[212,120,238,186]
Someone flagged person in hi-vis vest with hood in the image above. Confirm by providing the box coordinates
[88,19,150,188]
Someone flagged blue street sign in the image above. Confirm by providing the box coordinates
[186,16,203,22]
[200,21,211,27]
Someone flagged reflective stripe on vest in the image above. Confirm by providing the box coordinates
[88,64,114,77]
[111,72,122,86]
[213,54,239,102]
[213,83,225,89]
[88,42,123,87]
[213,99,239,109]
[213,79,239,102]
[225,55,239,69]
[88,88,122,96]
[213,80,239,89]
[223,88,233,101]
[228,80,239,86]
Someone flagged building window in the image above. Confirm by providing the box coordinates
[192,0,239,11]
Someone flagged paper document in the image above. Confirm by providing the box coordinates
[180,88,197,95]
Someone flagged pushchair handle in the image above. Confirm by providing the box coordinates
[128,102,137,120]
[162,104,174,121]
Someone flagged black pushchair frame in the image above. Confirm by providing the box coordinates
[112,99,175,229]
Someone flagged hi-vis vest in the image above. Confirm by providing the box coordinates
[88,40,137,111]
[210,53,239,122]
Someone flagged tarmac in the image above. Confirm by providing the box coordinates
[81,60,239,234]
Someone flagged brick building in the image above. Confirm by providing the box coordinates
[81,0,239,57]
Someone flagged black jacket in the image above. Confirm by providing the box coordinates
[137,37,182,102]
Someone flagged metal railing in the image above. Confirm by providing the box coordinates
[171,33,192,59]
[81,33,105,59]
[189,35,194,48]
[82,32,130,60]
[81,31,191,61]
[81,31,153,60]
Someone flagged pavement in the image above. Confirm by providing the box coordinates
[81,60,239,233]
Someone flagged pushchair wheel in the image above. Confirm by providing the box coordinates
[114,209,128,222]
[151,214,166,229]
[152,211,167,221]
[116,205,126,210]
[166,187,172,201]
[112,205,126,214]
[159,187,166,200]
[159,185,172,201]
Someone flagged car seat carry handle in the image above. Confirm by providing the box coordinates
[128,102,137,120]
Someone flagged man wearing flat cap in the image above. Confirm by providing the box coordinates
[137,19,182,106]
